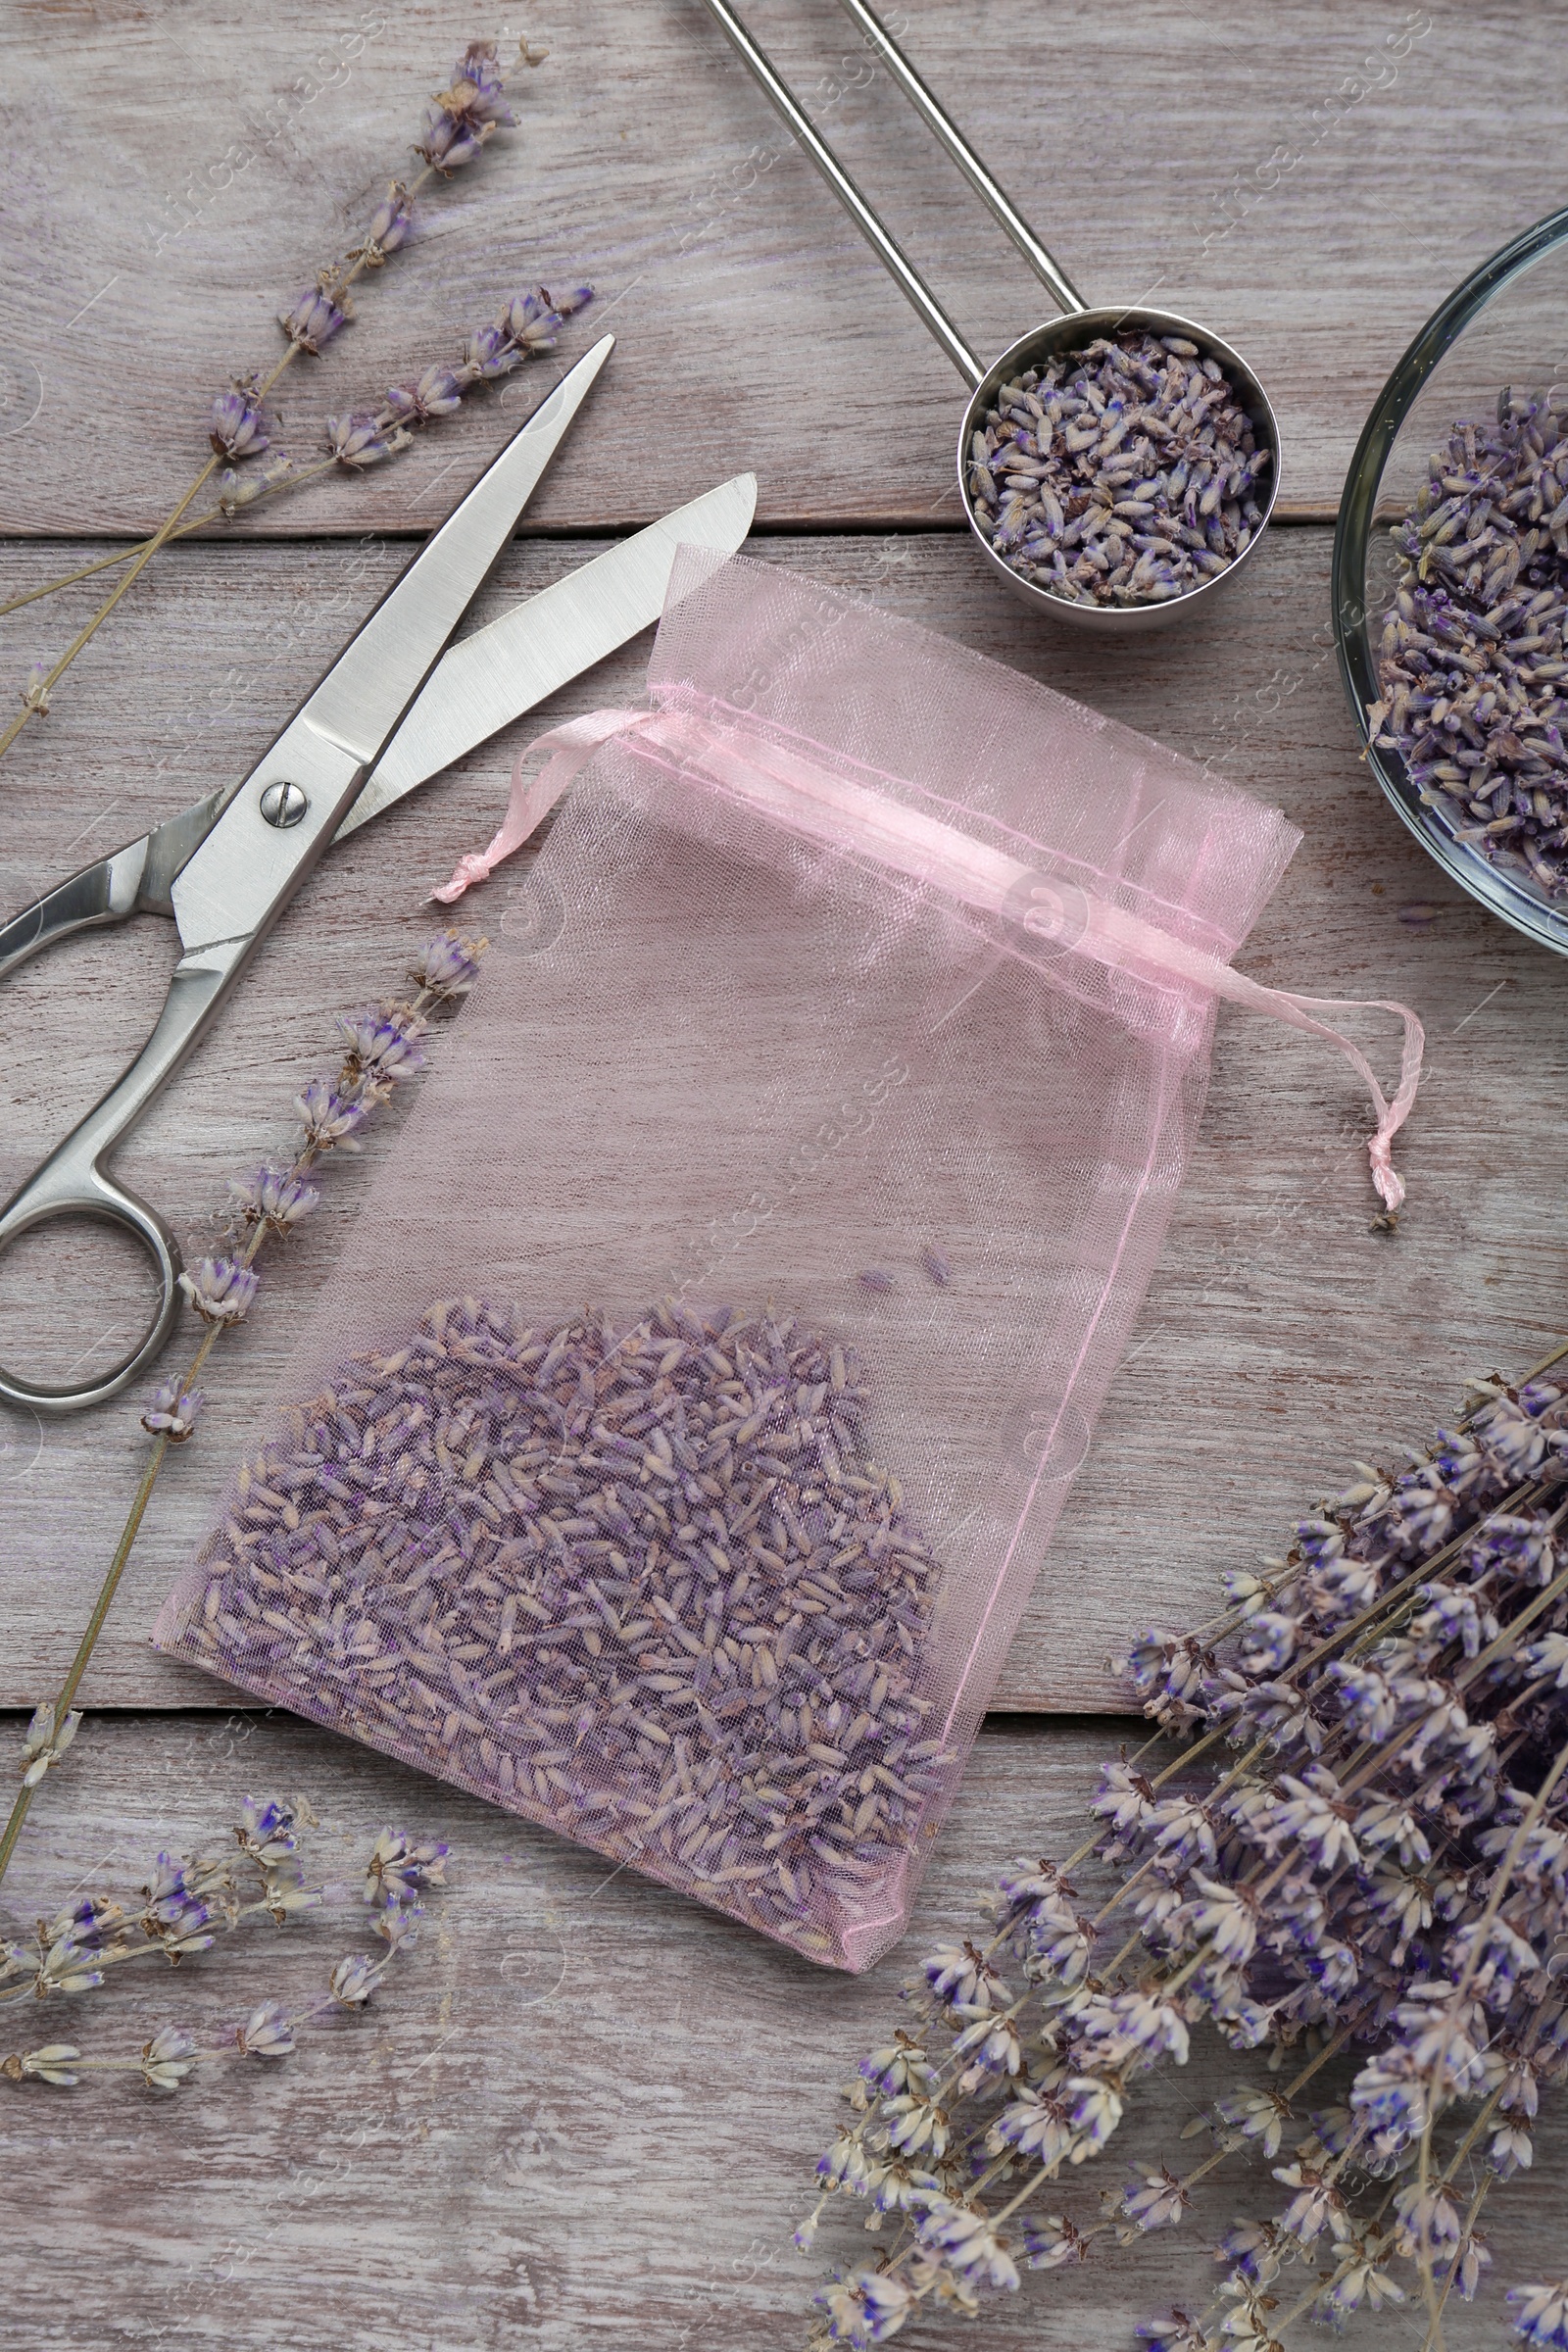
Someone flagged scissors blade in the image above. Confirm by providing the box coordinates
[170,337,612,959]
[336,471,759,840]
[301,333,614,763]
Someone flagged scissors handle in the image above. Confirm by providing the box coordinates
[0,946,238,1413]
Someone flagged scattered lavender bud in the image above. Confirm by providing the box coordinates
[1372,388,1568,898]
[325,411,412,470]
[920,1246,952,1288]
[20,1700,80,1787]
[964,330,1269,608]
[208,383,268,461]
[858,1267,896,1294]
[140,1379,205,1442]
[177,1256,259,1327]
[234,1999,295,2060]
[20,660,51,715]
[276,285,348,355]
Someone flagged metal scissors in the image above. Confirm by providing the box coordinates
[0,330,758,1414]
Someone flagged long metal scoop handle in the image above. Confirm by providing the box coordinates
[834,0,1086,317]
[697,0,983,387]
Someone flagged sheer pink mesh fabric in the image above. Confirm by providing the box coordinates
[155,555,1298,1971]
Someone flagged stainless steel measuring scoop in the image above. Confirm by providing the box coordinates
[699,0,1282,635]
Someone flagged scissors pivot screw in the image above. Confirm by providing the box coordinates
[260,780,309,828]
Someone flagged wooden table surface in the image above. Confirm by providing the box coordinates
[2,3,1565,2341]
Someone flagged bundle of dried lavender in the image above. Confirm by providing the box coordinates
[0,933,487,1887]
[2,36,554,760]
[164,1300,953,1968]
[1371,390,1568,898]
[804,1350,1568,2352]
[965,333,1270,608]
[1,1798,449,2097]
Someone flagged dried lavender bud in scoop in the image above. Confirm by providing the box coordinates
[1372,388,1568,898]
[175,1298,952,1968]
[965,331,1270,608]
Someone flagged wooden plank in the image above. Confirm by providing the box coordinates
[0,1710,1560,2346]
[1,0,1564,532]
[1,522,1565,1714]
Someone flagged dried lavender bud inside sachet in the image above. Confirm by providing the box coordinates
[965,331,1269,608]
[162,1296,951,1970]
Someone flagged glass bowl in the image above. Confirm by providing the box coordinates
[1333,205,1568,952]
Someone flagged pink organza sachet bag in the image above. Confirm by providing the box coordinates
[156,553,1421,1971]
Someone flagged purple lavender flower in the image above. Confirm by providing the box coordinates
[140,2026,198,2093]
[140,1378,204,1441]
[209,383,268,460]
[385,364,466,424]
[216,452,293,516]
[461,321,518,380]
[227,1164,319,1235]
[237,1796,299,1866]
[329,1951,384,2007]
[177,1256,258,1326]
[914,2197,1020,2293]
[362,180,414,261]
[234,1999,295,2060]
[544,281,594,317]
[411,931,486,997]
[295,1078,369,1151]
[1121,2167,1189,2230]
[365,1830,449,1905]
[1510,2282,1568,2350]
[502,288,564,354]
[325,411,410,469]
[277,286,347,354]
[414,102,485,174]
[336,1005,426,1086]
[449,39,515,127]
[813,2270,913,2345]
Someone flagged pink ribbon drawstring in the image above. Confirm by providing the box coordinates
[435,703,1425,1211]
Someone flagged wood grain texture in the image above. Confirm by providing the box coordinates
[1,1710,1561,2350]
[2,523,1566,1713]
[2,0,1566,531]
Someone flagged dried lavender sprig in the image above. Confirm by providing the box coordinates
[1,278,596,614]
[2,1809,447,2095]
[1372,388,1568,899]
[805,1353,1568,2347]
[0,935,487,1887]
[1,37,543,761]
[964,332,1269,609]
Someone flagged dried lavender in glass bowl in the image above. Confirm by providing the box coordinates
[161,1298,954,1968]
[1371,390,1568,898]
[964,331,1271,609]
